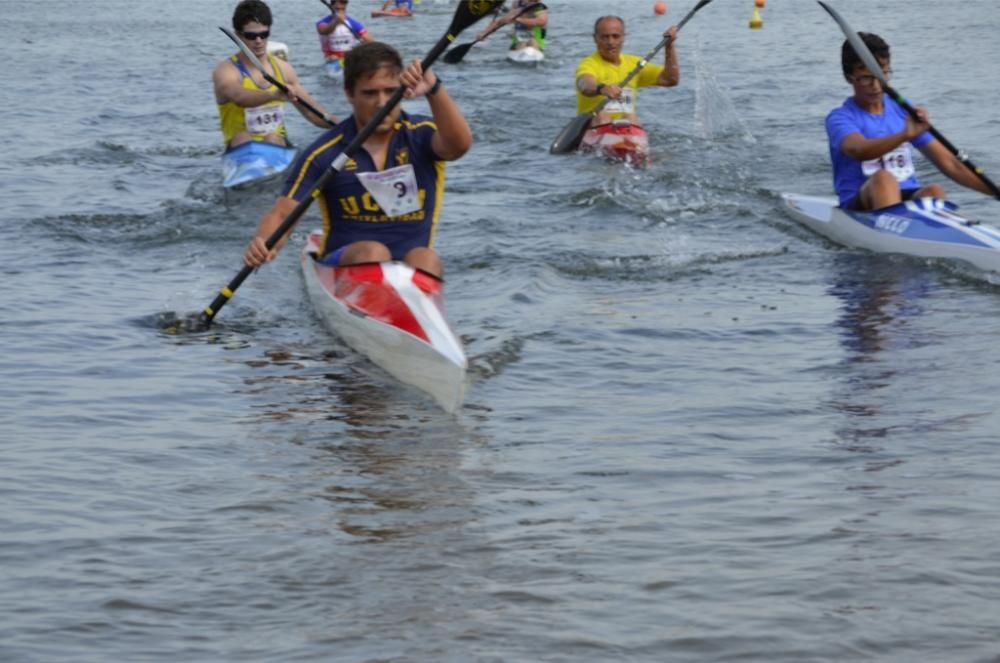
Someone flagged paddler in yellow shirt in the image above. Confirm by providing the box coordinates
[213,0,336,149]
[575,16,680,126]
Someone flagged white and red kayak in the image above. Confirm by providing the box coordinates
[300,230,467,412]
[580,120,649,167]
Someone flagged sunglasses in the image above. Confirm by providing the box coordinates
[240,29,270,41]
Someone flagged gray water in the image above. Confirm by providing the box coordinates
[5,0,1000,660]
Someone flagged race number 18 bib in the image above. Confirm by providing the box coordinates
[356,164,420,217]
[862,144,915,181]
[604,87,636,115]
[245,104,285,135]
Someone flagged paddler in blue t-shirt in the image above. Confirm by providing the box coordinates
[243,42,471,278]
[826,31,993,210]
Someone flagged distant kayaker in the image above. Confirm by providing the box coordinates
[477,0,549,53]
[214,0,335,149]
[575,16,680,127]
[827,32,992,210]
[317,0,372,66]
[243,42,472,278]
[380,0,413,16]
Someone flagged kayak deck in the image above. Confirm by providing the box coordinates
[300,231,467,412]
[782,193,1000,273]
[222,141,298,189]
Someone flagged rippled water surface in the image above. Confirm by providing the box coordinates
[6,0,1000,660]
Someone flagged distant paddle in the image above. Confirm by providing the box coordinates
[167,0,504,333]
[817,0,1000,199]
[549,0,715,155]
[443,2,546,64]
[220,26,336,127]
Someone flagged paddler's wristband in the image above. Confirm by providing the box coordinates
[595,83,606,96]
[427,76,443,97]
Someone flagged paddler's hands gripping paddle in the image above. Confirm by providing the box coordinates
[220,26,337,127]
[443,2,547,64]
[318,0,364,42]
[817,1,1000,199]
[193,0,504,331]
[549,0,716,155]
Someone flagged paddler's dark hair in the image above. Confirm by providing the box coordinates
[233,0,273,31]
[343,42,404,93]
[841,32,890,78]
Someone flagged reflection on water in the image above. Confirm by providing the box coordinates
[826,255,934,454]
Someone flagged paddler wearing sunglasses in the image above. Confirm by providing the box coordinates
[214,0,336,149]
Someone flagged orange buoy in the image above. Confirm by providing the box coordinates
[654,1,667,15]
[754,0,765,7]
[749,6,763,28]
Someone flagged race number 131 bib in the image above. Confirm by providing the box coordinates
[862,144,915,181]
[245,104,285,135]
[356,164,420,217]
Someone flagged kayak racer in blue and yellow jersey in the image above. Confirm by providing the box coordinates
[243,42,472,278]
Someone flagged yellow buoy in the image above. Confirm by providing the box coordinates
[749,6,763,29]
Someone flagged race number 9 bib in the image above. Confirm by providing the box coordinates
[245,104,285,136]
[862,144,915,182]
[604,87,636,115]
[356,164,420,217]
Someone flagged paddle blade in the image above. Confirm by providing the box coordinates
[448,0,505,36]
[816,1,890,89]
[443,41,475,64]
[550,113,592,155]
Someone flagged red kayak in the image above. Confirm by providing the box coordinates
[300,231,466,412]
[580,120,649,167]
[371,8,412,17]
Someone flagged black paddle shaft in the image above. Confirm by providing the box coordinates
[200,0,505,327]
[817,0,1000,199]
[220,26,335,127]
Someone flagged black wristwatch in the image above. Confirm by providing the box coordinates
[596,83,606,96]
[428,76,443,97]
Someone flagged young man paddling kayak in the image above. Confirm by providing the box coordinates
[575,16,681,128]
[827,32,993,210]
[317,0,372,73]
[243,42,471,277]
[214,0,335,149]
[477,0,549,54]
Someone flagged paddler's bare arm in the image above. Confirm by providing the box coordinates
[841,109,929,162]
[577,74,622,101]
[278,60,338,127]
[920,139,996,196]
[244,196,299,267]
[213,60,279,107]
[657,25,680,87]
[400,60,472,160]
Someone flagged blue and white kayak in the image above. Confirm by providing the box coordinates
[221,140,297,189]
[324,57,344,81]
[782,193,1000,273]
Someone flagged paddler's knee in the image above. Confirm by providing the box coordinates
[403,247,442,278]
[341,241,392,265]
